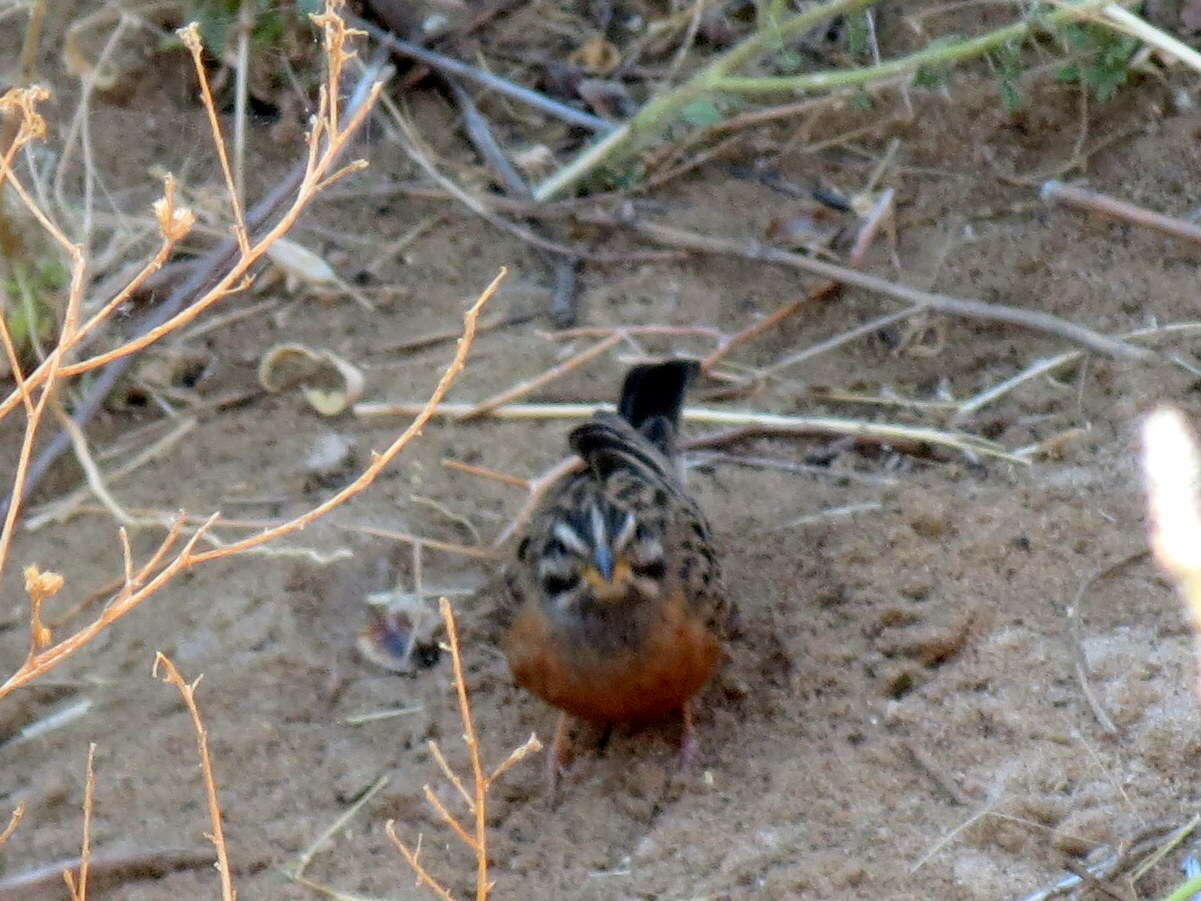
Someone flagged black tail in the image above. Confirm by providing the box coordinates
[615,360,699,452]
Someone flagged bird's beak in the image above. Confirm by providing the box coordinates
[592,545,615,582]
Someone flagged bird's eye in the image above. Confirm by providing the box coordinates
[542,572,581,595]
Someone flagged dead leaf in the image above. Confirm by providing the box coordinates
[258,343,364,416]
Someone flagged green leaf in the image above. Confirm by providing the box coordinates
[847,12,871,61]
[771,48,803,74]
[680,99,722,127]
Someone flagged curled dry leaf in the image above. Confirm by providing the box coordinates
[265,237,339,292]
[258,343,365,416]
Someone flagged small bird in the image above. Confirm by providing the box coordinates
[501,360,729,782]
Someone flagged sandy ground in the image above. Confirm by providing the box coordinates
[4,4,1201,899]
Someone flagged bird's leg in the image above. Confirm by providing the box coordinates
[678,699,700,768]
[547,712,572,790]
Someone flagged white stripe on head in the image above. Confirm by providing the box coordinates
[552,521,589,556]
[613,511,637,552]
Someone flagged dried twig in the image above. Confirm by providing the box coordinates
[1042,180,1201,246]
[955,321,1201,421]
[0,9,389,515]
[357,401,1025,462]
[491,456,581,548]
[63,743,97,901]
[582,212,1151,360]
[458,332,623,420]
[349,14,614,133]
[389,598,542,900]
[702,188,894,372]
[0,269,500,698]
[0,848,215,900]
[291,775,390,880]
[0,803,23,850]
[153,653,235,901]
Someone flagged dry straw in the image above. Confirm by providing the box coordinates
[0,0,510,701]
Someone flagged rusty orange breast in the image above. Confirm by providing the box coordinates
[503,591,721,725]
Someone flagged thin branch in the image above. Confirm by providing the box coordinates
[458,332,623,420]
[429,741,475,811]
[442,459,530,489]
[702,188,894,373]
[583,212,1150,360]
[291,774,389,879]
[0,270,500,698]
[387,827,456,901]
[1042,179,1201,246]
[64,743,97,901]
[178,24,250,257]
[0,803,24,850]
[439,597,489,900]
[955,321,1201,420]
[422,784,479,852]
[349,14,614,133]
[153,654,235,901]
[0,848,214,900]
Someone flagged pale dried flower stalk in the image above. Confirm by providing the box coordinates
[1141,405,1201,693]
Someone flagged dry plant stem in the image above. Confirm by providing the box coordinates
[153,653,235,901]
[179,24,250,257]
[387,827,456,901]
[1,31,381,393]
[701,188,893,372]
[184,272,498,566]
[492,456,584,547]
[348,14,614,133]
[0,848,216,900]
[292,775,389,879]
[336,524,503,561]
[0,266,496,697]
[442,459,529,488]
[0,19,388,516]
[388,106,655,264]
[444,596,488,899]
[587,213,1149,360]
[955,322,1201,419]
[63,742,97,901]
[0,236,84,595]
[0,803,23,850]
[0,512,209,696]
[233,0,254,212]
[391,599,542,900]
[458,332,623,420]
[1042,180,1201,245]
[1141,407,1201,692]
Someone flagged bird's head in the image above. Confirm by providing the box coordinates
[534,499,666,609]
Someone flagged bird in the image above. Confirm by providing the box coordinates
[500,359,729,783]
